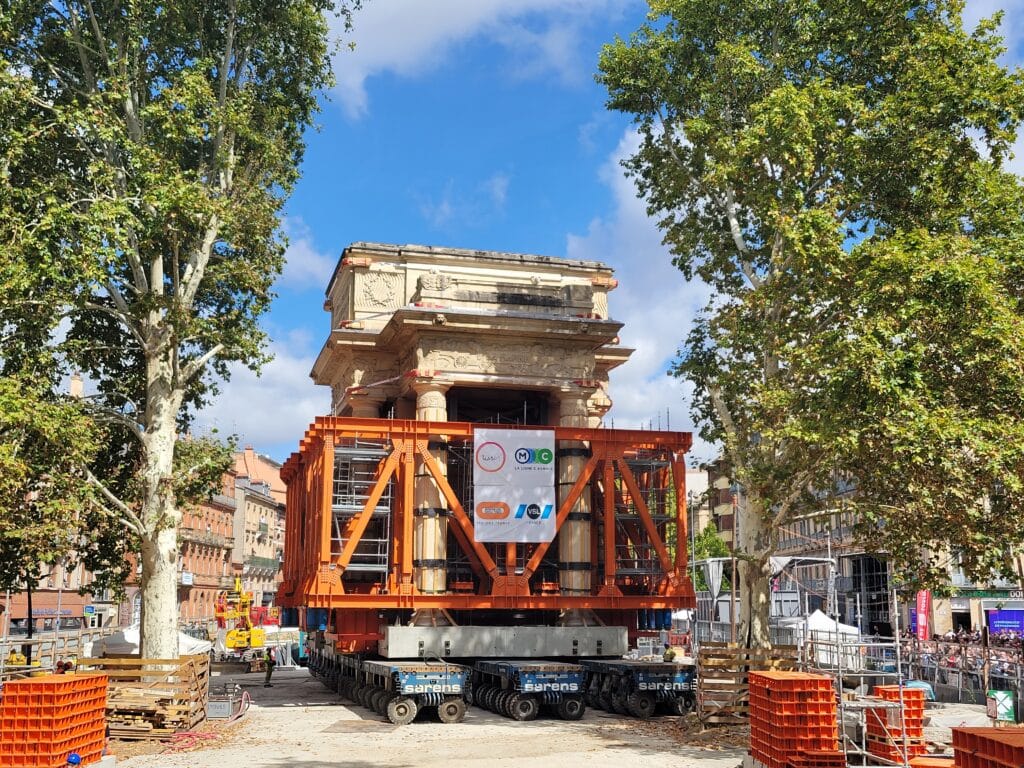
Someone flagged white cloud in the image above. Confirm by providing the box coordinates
[279,217,336,290]
[330,0,631,118]
[565,129,716,463]
[193,334,328,460]
[418,172,511,229]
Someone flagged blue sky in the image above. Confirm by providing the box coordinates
[194,0,1024,465]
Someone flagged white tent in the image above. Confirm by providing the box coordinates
[85,626,213,657]
[779,610,861,670]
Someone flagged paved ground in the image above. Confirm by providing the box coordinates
[120,668,744,768]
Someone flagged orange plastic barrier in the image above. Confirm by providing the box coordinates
[750,671,841,768]
[866,685,928,762]
[952,727,1024,768]
[0,674,108,767]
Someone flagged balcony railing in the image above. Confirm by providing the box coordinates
[180,528,231,548]
[245,556,280,572]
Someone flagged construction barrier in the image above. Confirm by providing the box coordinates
[748,671,841,768]
[0,673,108,767]
[78,655,209,740]
[866,685,928,763]
[951,727,1024,768]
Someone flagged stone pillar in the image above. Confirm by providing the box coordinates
[556,388,593,596]
[411,379,451,594]
[347,390,386,418]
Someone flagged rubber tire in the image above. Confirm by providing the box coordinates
[373,689,389,715]
[509,694,540,722]
[498,690,515,717]
[386,696,418,725]
[465,684,475,707]
[611,691,629,715]
[479,686,494,710]
[627,691,657,720]
[485,686,499,712]
[557,695,586,721]
[437,697,467,724]
[669,693,693,715]
[359,685,375,708]
[597,690,614,712]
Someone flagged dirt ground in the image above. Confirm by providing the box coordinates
[116,668,745,768]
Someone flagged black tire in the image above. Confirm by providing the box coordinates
[437,697,467,724]
[557,694,586,721]
[386,696,418,725]
[668,693,693,715]
[498,690,515,717]
[509,694,539,722]
[611,691,629,715]
[465,684,475,707]
[626,690,657,719]
[373,689,389,715]
[479,685,494,710]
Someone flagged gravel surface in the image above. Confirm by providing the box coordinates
[117,668,745,768]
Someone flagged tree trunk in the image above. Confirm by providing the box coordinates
[138,345,183,660]
[736,498,773,649]
[24,580,33,665]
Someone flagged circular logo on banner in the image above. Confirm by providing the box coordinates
[475,441,506,472]
[525,504,542,520]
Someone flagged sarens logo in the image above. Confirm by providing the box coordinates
[514,447,554,465]
[475,441,506,472]
[476,501,510,520]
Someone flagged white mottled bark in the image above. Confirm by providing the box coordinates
[138,346,183,659]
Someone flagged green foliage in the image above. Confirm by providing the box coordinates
[691,522,732,591]
[0,1,357,635]
[599,1,1024,590]
[0,378,106,590]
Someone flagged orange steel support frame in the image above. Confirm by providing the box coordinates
[278,417,696,612]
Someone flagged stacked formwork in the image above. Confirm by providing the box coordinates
[0,674,107,767]
[749,671,841,768]
[866,685,927,763]
[952,728,1024,768]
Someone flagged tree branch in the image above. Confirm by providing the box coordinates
[179,215,220,308]
[181,343,225,383]
[723,186,763,289]
[85,468,144,535]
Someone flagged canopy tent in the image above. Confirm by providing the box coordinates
[85,626,213,657]
[779,610,861,670]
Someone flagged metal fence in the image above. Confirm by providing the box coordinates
[902,639,1024,717]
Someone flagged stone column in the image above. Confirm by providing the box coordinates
[556,388,593,596]
[411,379,451,594]
[347,390,386,419]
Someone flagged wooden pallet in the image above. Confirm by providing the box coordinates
[697,643,798,726]
[79,654,210,740]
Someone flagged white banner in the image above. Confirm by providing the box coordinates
[473,428,556,542]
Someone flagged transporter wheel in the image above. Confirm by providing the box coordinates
[509,694,539,722]
[669,693,694,715]
[386,696,418,725]
[482,686,497,711]
[373,689,390,715]
[557,694,586,721]
[465,684,475,707]
[626,691,657,720]
[611,691,629,715]
[499,690,516,717]
[358,685,375,708]
[437,697,467,724]
[597,690,614,712]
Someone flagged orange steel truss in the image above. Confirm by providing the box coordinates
[278,417,696,613]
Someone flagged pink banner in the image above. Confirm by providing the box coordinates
[915,590,931,640]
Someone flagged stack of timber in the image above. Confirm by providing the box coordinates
[78,654,210,740]
[697,642,798,726]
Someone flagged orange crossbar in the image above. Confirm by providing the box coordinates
[278,417,695,612]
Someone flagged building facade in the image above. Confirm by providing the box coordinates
[177,473,237,625]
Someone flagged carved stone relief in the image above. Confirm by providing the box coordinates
[355,271,404,311]
[418,339,595,380]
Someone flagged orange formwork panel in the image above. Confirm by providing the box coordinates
[952,727,1024,768]
[0,674,108,768]
[277,417,695,619]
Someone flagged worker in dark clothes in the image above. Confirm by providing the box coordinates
[264,646,276,687]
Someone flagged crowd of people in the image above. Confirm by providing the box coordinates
[899,630,1023,687]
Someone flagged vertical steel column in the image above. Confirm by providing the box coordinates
[412,379,451,594]
[320,436,334,564]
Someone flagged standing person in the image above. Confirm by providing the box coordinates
[263,646,276,687]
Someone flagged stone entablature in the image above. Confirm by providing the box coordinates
[312,243,632,423]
